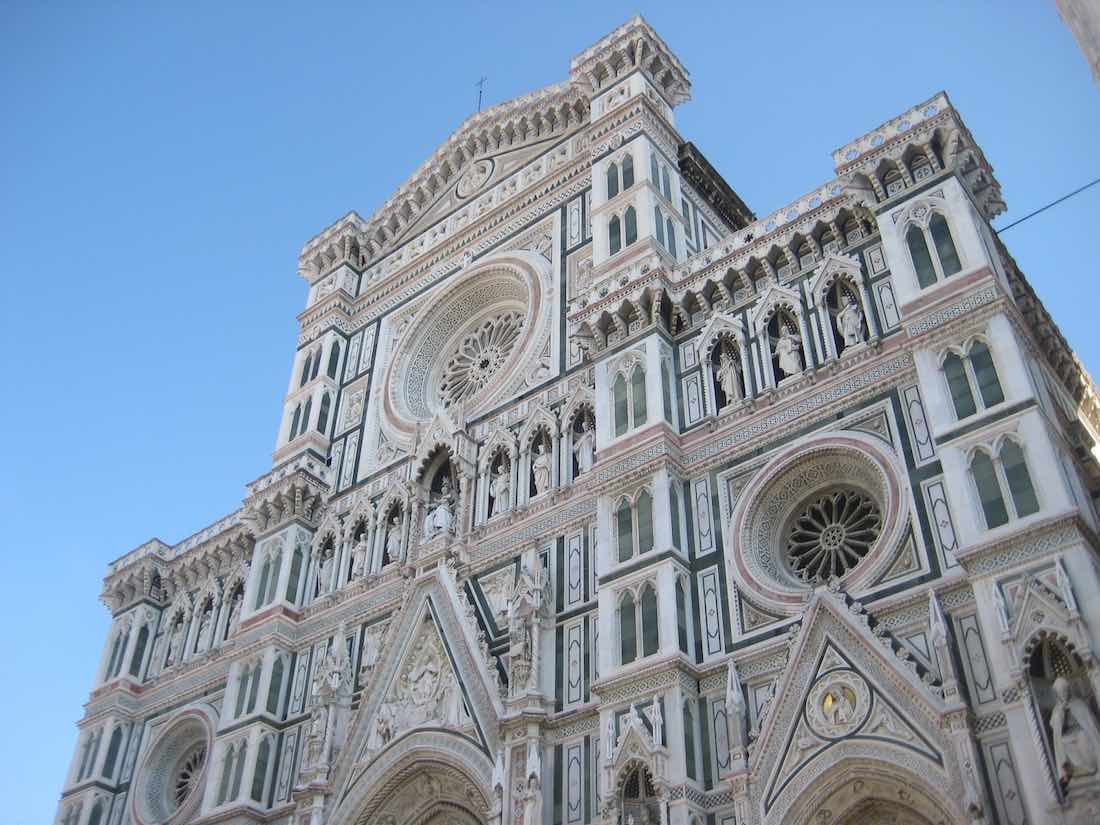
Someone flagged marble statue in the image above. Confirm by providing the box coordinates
[573,418,595,473]
[774,327,803,377]
[716,348,740,403]
[1052,677,1100,786]
[521,773,543,825]
[385,511,403,564]
[424,477,455,537]
[532,442,552,496]
[166,619,183,667]
[836,294,865,347]
[489,461,510,515]
[318,552,334,595]
[195,607,211,652]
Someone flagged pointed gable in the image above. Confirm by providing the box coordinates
[336,569,503,802]
[751,589,969,824]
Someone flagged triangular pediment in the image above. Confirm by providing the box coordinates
[752,590,957,821]
[336,570,503,799]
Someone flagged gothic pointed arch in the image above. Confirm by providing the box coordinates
[603,705,669,824]
[695,311,747,364]
[749,283,803,332]
[807,253,863,307]
[517,401,558,448]
[561,383,595,429]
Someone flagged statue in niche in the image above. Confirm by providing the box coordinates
[490,461,510,516]
[1052,676,1100,787]
[317,551,334,595]
[424,477,455,537]
[531,441,552,496]
[358,624,385,686]
[351,538,368,579]
[774,327,803,377]
[224,588,242,638]
[165,618,183,667]
[508,565,541,693]
[195,605,212,652]
[385,510,403,565]
[573,418,595,474]
[520,773,543,825]
[305,703,327,767]
[650,695,664,746]
[716,348,740,405]
[835,293,865,348]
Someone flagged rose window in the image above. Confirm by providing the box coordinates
[173,743,206,811]
[785,489,881,583]
[438,311,524,408]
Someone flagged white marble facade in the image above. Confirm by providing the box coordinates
[58,16,1100,825]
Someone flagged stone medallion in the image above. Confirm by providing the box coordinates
[805,670,871,740]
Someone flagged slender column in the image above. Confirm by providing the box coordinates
[738,344,752,401]
[509,451,519,511]
[817,303,836,360]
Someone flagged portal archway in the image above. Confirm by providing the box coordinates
[330,731,493,825]
[774,759,962,825]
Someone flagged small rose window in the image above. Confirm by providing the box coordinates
[785,489,881,583]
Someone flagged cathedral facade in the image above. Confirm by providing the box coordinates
[57,17,1100,825]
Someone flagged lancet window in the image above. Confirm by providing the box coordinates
[616,489,654,562]
[906,211,962,288]
[217,739,248,806]
[942,340,1004,420]
[970,438,1040,529]
[606,153,635,199]
[612,362,647,436]
[618,583,659,665]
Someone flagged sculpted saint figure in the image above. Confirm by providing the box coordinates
[385,511,402,565]
[489,461,510,515]
[521,774,543,825]
[532,442,552,496]
[1052,676,1100,786]
[224,589,242,638]
[836,294,865,347]
[573,419,595,474]
[716,349,740,404]
[425,477,455,536]
[165,619,183,667]
[774,327,803,377]
[196,607,212,652]
[317,552,334,595]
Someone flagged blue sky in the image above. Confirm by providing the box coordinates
[1,2,1096,822]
